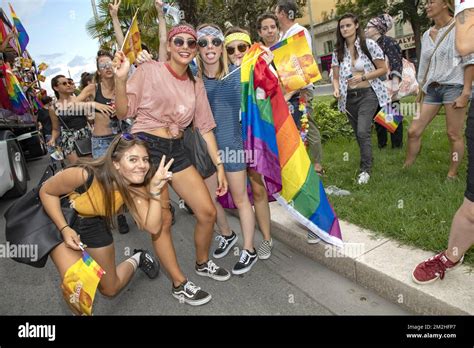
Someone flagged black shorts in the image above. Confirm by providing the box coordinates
[136,132,192,173]
[465,102,474,202]
[72,216,113,248]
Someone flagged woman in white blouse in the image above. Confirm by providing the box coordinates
[332,13,388,185]
[404,0,474,180]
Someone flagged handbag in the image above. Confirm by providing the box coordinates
[4,165,93,268]
[417,21,455,104]
[58,116,92,157]
[184,125,217,179]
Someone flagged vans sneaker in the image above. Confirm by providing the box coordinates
[195,259,231,281]
[232,249,258,275]
[213,231,238,259]
[172,280,212,306]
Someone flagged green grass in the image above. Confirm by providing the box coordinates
[314,95,473,266]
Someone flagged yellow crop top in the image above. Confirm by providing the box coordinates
[69,177,124,217]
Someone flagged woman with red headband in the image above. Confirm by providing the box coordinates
[114,23,230,306]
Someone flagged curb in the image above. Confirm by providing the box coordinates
[265,203,473,315]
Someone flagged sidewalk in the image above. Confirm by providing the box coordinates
[266,202,473,315]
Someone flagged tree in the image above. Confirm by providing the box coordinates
[335,0,430,64]
[87,0,307,54]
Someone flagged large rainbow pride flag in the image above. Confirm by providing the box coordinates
[9,3,29,53]
[241,44,342,247]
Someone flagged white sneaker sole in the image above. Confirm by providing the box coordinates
[232,258,258,275]
[172,292,212,306]
[258,252,271,260]
[411,257,464,285]
[195,269,231,281]
[213,235,238,259]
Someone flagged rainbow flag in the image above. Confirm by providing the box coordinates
[241,44,342,247]
[374,104,403,133]
[1,65,30,114]
[9,4,29,53]
[62,251,105,316]
[271,31,321,93]
[31,93,44,114]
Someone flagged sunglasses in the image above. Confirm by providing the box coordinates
[226,44,249,55]
[98,62,113,70]
[197,37,223,48]
[171,37,197,50]
[112,133,148,154]
[59,81,74,86]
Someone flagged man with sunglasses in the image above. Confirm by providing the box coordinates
[275,0,325,244]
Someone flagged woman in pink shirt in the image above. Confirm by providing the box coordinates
[114,24,230,306]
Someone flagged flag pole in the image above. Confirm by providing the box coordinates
[120,8,140,52]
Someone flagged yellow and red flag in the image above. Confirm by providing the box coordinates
[271,31,321,93]
[121,9,142,65]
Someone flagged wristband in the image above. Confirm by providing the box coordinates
[150,190,161,198]
[59,225,69,233]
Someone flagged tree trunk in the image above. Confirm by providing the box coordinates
[411,19,422,69]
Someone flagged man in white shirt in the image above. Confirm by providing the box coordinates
[275,0,324,244]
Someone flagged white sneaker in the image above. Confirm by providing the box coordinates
[357,171,370,185]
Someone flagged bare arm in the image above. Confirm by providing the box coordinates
[109,0,125,48]
[453,64,474,109]
[456,9,474,56]
[202,131,228,196]
[48,106,60,146]
[332,66,340,99]
[39,167,89,250]
[156,0,168,62]
[364,59,388,81]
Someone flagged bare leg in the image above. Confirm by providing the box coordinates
[445,199,474,262]
[204,173,232,236]
[172,166,217,265]
[248,168,271,241]
[148,184,187,287]
[226,170,256,251]
[404,103,441,167]
[444,103,468,178]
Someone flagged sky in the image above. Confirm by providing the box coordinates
[1,0,101,95]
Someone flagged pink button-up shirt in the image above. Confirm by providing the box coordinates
[127,61,216,136]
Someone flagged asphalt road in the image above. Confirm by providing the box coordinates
[0,155,409,315]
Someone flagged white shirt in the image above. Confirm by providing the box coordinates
[280,23,313,52]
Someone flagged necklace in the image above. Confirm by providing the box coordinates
[434,17,454,30]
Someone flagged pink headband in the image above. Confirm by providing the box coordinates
[168,25,197,41]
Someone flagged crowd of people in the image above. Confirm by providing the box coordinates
[7,0,474,311]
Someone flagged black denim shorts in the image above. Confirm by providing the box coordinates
[72,216,113,248]
[136,132,192,173]
[465,102,474,202]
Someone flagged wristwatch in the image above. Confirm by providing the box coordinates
[361,75,367,81]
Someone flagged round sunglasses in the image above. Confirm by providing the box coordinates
[171,37,197,50]
[226,43,249,55]
[197,37,223,48]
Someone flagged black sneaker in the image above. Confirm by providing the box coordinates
[118,214,130,234]
[213,231,238,259]
[134,249,160,279]
[195,259,231,281]
[172,280,212,306]
[232,249,258,275]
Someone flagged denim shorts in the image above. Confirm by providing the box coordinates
[136,132,192,173]
[423,83,465,105]
[92,134,116,159]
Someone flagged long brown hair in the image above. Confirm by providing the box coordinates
[76,135,155,230]
[196,23,229,80]
[335,13,373,65]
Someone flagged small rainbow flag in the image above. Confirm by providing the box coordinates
[9,3,29,53]
[374,104,403,133]
[239,44,342,247]
[1,64,30,114]
[62,251,105,316]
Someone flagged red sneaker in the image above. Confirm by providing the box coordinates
[412,251,464,284]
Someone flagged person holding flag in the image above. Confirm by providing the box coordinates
[39,135,170,310]
[114,23,231,306]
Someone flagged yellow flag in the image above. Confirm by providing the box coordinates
[37,62,48,71]
[122,10,142,65]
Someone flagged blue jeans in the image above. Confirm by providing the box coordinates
[91,134,116,159]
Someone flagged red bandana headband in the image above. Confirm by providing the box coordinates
[167,25,197,41]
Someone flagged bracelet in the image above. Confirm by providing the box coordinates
[59,225,69,233]
[216,162,223,167]
[150,190,161,198]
